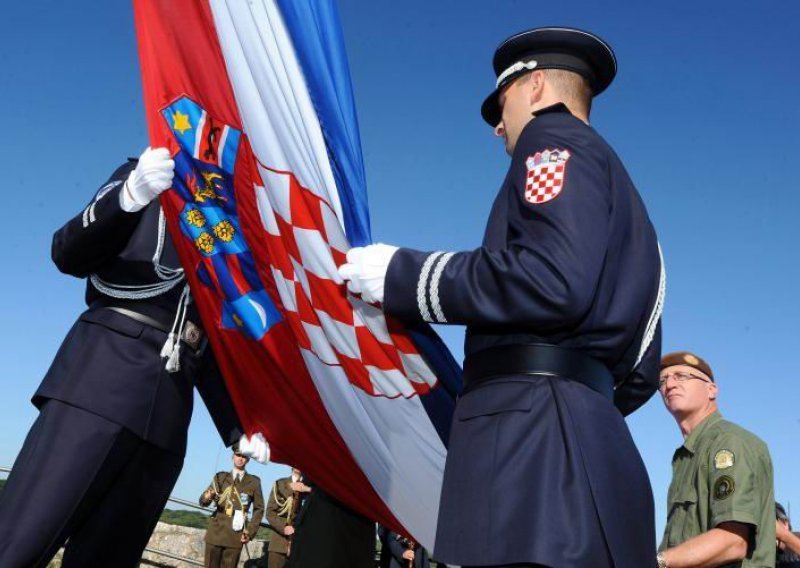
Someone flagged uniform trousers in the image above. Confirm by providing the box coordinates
[0,399,183,568]
[204,543,244,567]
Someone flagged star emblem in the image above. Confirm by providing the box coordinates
[172,110,192,135]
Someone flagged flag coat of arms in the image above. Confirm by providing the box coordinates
[133,0,461,548]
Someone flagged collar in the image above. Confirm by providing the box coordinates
[231,469,246,481]
[531,102,572,118]
[681,411,722,454]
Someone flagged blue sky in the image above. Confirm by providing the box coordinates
[1,0,799,540]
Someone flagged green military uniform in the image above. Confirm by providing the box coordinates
[659,411,775,567]
[265,476,295,568]
[200,470,265,568]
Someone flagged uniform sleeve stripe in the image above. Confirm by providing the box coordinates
[634,243,666,368]
[82,181,120,229]
[429,252,455,323]
[416,252,444,322]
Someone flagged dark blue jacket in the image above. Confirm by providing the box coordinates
[385,104,663,414]
[35,160,242,455]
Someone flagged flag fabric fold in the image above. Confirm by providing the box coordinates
[134,0,461,548]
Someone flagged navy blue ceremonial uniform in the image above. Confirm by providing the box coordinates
[379,526,431,568]
[385,104,663,567]
[0,160,243,568]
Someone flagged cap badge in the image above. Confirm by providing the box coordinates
[683,354,700,365]
[525,148,571,205]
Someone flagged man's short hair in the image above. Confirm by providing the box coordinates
[777,501,790,523]
[542,68,593,114]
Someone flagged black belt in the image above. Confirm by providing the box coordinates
[102,305,206,352]
[462,343,614,400]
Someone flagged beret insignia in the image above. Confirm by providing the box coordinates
[684,354,700,365]
[714,449,735,470]
[713,475,735,500]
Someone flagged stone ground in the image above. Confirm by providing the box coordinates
[46,522,268,567]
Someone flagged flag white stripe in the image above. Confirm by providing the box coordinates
[217,125,230,169]
[209,0,345,230]
[193,111,208,159]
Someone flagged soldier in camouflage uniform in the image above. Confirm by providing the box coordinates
[657,352,775,568]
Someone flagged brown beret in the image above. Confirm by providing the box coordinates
[660,351,714,382]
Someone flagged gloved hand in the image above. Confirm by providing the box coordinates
[237,432,270,464]
[337,243,399,304]
[120,147,175,212]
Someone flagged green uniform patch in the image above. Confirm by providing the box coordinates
[714,449,735,470]
[713,475,735,500]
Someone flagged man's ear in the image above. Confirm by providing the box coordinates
[528,70,545,104]
[708,382,719,401]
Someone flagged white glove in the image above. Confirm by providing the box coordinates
[238,432,270,464]
[337,243,399,304]
[120,147,175,212]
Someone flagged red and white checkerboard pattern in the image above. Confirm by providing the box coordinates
[525,162,566,204]
[254,164,438,399]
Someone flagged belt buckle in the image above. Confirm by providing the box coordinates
[182,320,204,350]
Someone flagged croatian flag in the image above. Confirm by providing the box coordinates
[133,0,461,548]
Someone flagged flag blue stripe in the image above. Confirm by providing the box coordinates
[274,0,371,247]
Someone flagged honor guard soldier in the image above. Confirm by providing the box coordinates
[658,352,775,568]
[200,446,265,568]
[265,468,311,568]
[340,27,664,567]
[0,148,269,568]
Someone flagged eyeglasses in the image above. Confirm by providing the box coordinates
[658,371,711,389]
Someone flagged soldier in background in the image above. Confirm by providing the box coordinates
[378,525,430,568]
[777,502,800,567]
[657,352,775,568]
[200,447,265,568]
[265,468,310,568]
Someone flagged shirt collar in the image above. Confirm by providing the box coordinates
[681,411,722,454]
[531,102,572,118]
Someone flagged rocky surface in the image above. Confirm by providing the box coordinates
[46,522,268,567]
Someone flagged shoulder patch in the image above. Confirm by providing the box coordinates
[524,148,570,205]
[714,449,735,470]
[713,475,735,500]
